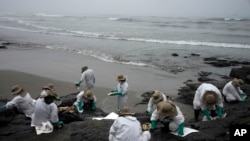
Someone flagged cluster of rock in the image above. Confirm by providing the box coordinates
[0,41,9,49]
[1,66,250,141]
[177,66,250,105]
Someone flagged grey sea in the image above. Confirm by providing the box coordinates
[0,13,250,72]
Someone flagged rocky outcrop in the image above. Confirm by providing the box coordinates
[204,57,250,67]
[1,66,250,141]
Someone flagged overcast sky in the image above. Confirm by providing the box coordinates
[0,0,250,18]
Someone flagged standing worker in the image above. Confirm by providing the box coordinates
[193,83,224,121]
[109,75,129,112]
[223,78,247,102]
[75,66,95,90]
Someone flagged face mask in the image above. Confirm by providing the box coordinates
[44,96,54,104]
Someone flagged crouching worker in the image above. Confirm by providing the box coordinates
[146,90,168,116]
[74,89,97,113]
[223,78,247,103]
[0,85,35,118]
[193,83,224,122]
[150,101,185,136]
[31,89,63,131]
[109,107,151,141]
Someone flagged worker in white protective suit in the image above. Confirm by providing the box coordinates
[150,101,184,136]
[39,83,55,98]
[74,89,97,113]
[193,83,224,122]
[109,107,151,141]
[146,90,168,115]
[39,83,61,106]
[109,75,129,112]
[32,89,64,129]
[75,66,95,90]
[0,85,35,118]
[223,78,247,102]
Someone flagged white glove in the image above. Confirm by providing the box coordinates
[107,92,114,96]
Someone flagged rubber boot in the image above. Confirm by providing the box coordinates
[210,110,217,118]
[160,121,170,132]
[194,110,200,122]
[77,102,83,113]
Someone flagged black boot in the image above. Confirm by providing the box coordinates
[160,121,170,132]
[194,110,200,122]
[210,110,217,117]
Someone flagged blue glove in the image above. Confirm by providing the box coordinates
[202,109,211,120]
[216,106,223,118]
[55,121,64,125]
[91,102,96,111]
[146,110,152,115]
[239,98,246,102]
[55,121,64,128]
[241,92,247,96]
[77,102,83,113]
[113,91,123,95]
[75,81,82,86]
[178,122,185,136]
[0,104,7,109]
[150,120,157,131]
[111,89,118,93]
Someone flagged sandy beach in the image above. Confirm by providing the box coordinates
[1,40,250,141]
[0,38,240,122]
[0,41,210,118]
[0,2,249,140]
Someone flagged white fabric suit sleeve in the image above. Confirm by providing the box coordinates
[162,93,167,101]
[231,85,242,101]
[236,86,243,95]
[147,98,153,112]
[93,95,97,103]
[80,72,85,82]
[150,109,159,121]
[214,88,223,108]
[6,96,20,108]
[50,103,59,123]
[76,91,84,102]
[118,82,129,95]
[193,89,201,110]
[169,106,185,131]
[109,119,118,140]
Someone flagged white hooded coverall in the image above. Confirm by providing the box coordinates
[109,116,151,141]
[117,81,128,111]
[31,98,59,126]
[193,83,223,111]
[75,91,97,105]
[150,105,184,132]
[80,68,95,89]
[223,81,243,102]
[147,92,167,113]
[6,93,35,118]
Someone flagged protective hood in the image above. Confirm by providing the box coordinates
[124,116,137,121]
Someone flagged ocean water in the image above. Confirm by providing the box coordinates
[0,13,250,71]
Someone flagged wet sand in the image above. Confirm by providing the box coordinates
[0,42,218,117]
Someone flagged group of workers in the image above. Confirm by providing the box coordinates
[0,65,247,141]
[0,83,64,129]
